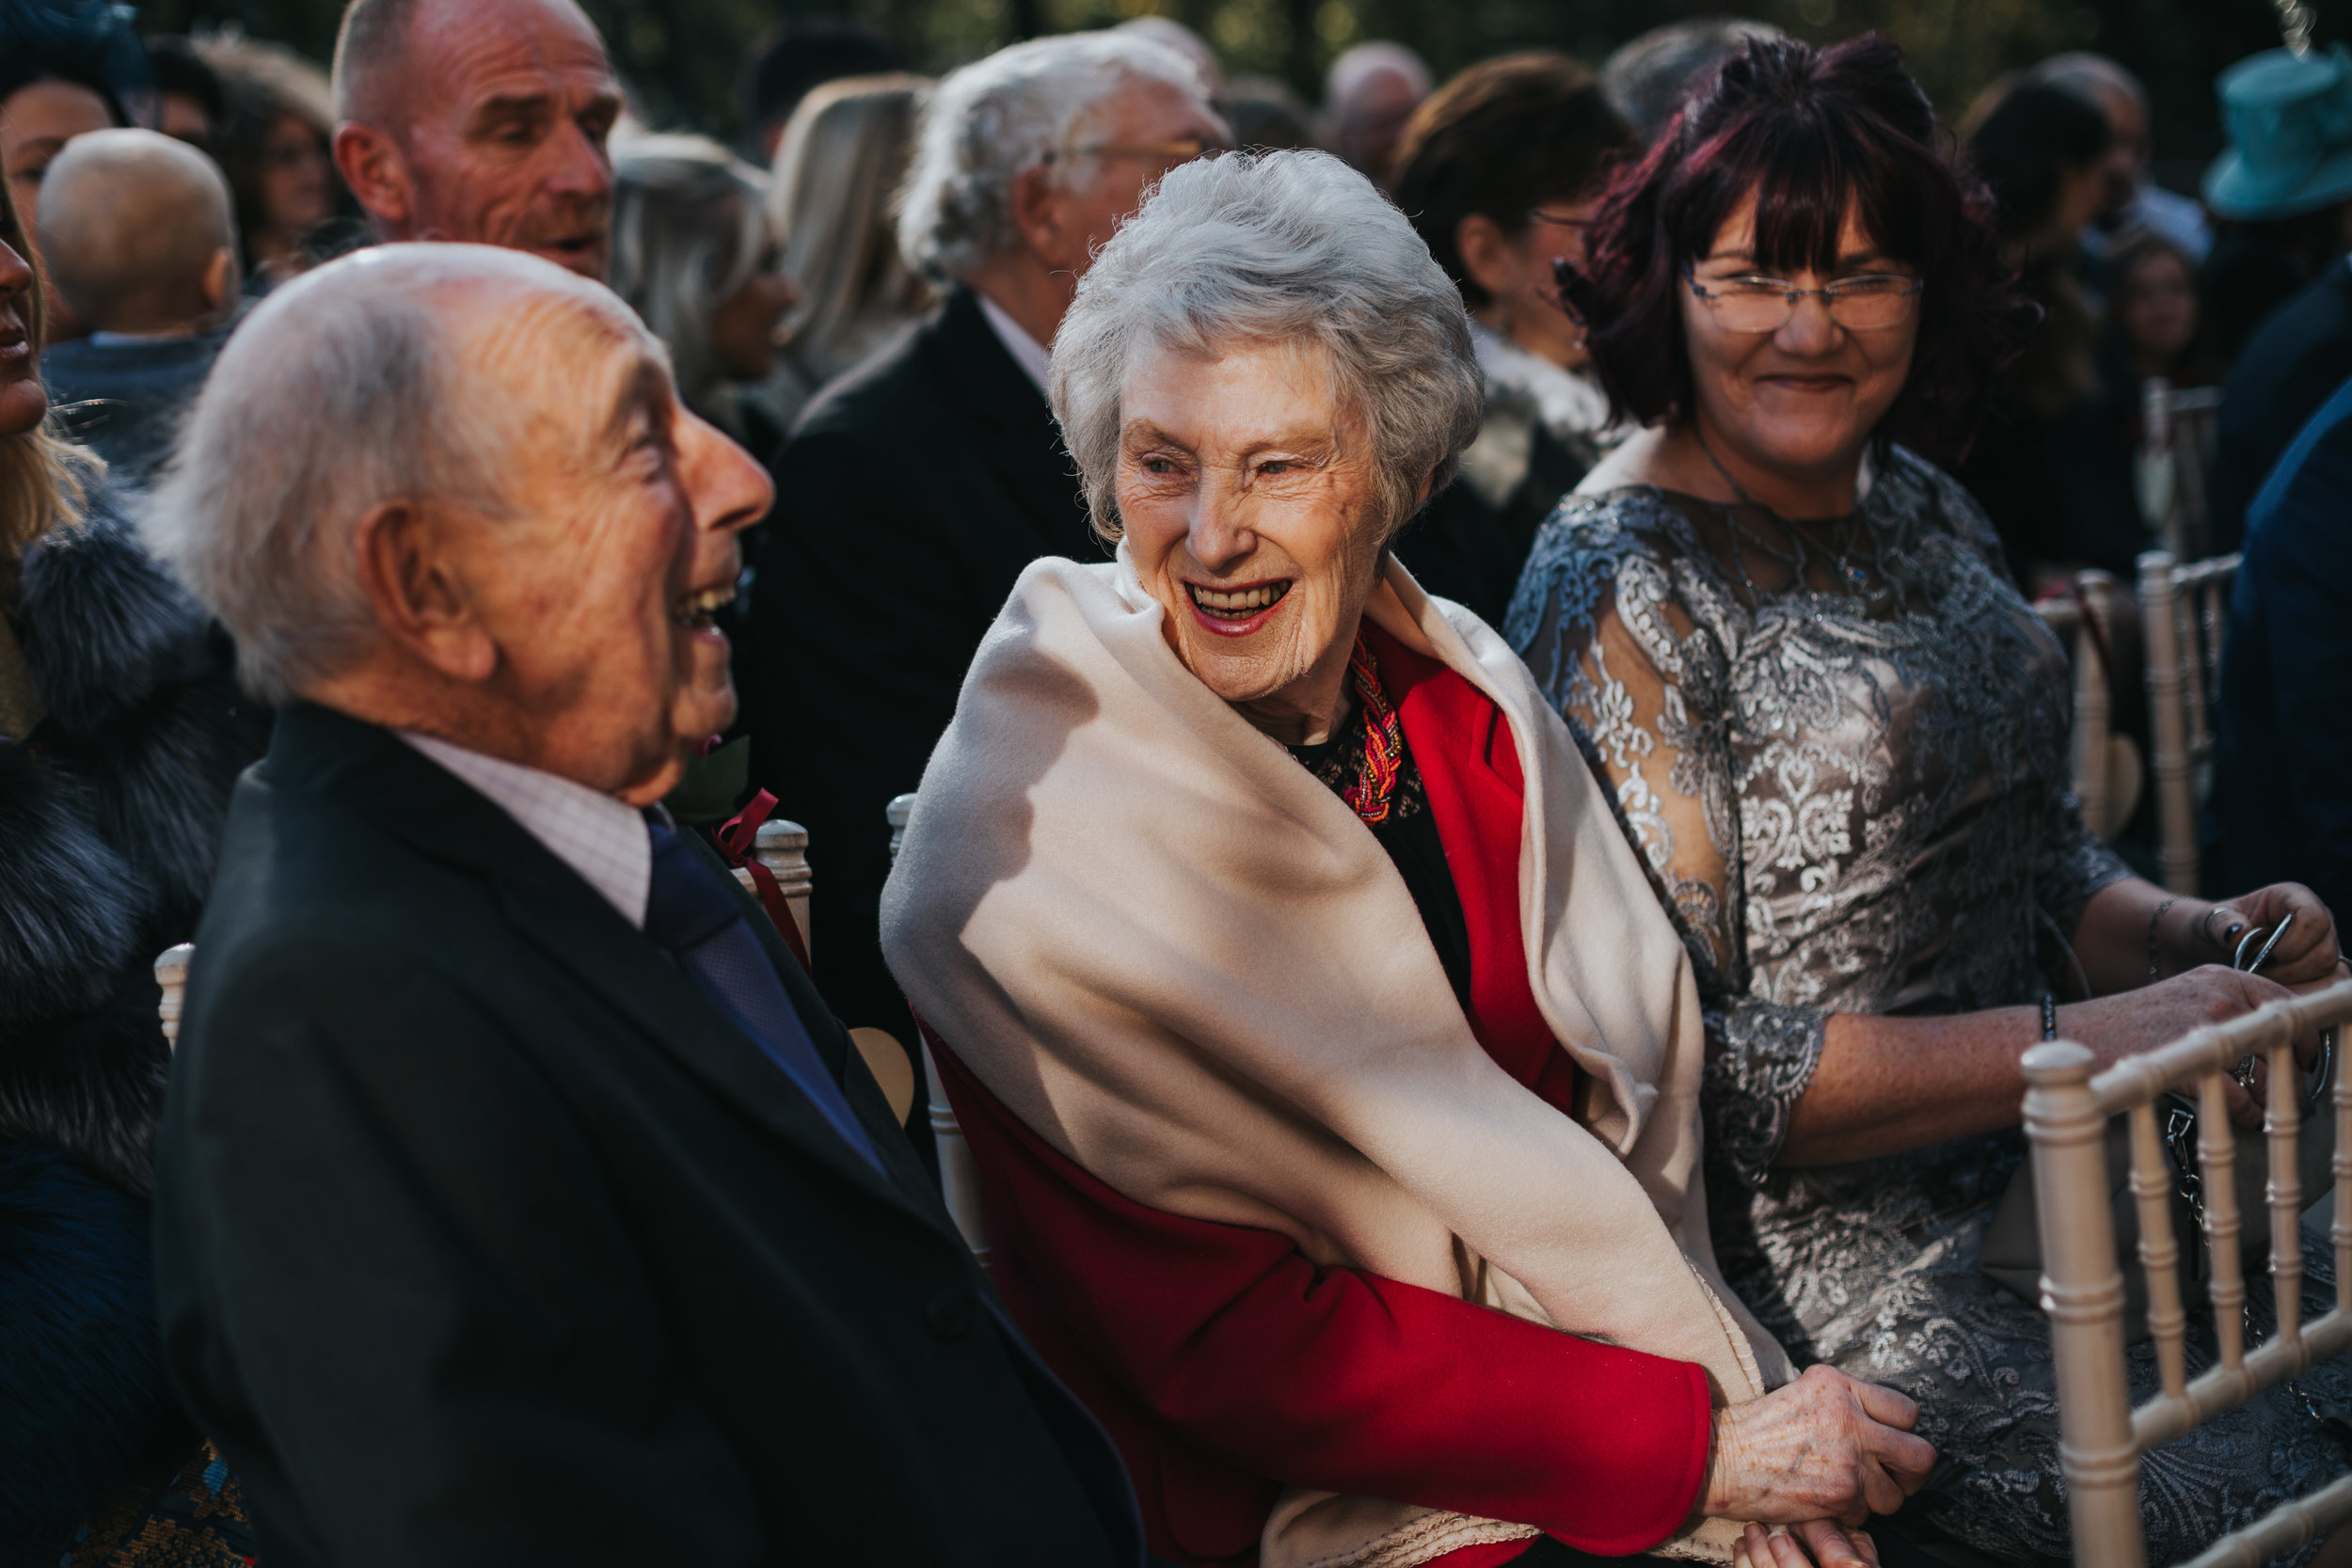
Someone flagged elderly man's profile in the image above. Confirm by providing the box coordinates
[140,244,1147,1567]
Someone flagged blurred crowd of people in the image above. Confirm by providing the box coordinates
[8,0,2352,1565]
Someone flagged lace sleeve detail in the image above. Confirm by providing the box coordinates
[2036,808,2135,943]
[1515,495,1830,1183]
[1705,998,1829,1188]
[1509,495,1742,977]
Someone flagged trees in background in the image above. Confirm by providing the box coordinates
[138,0,2336,175]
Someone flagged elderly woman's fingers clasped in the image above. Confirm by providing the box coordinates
[1734,1520,1885,1568]
[1704,1364,1934,1528]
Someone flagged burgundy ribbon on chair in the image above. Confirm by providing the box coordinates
[709,787,812,976]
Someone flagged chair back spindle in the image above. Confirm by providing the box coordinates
[2137,549,2241,892]
[2038,573,2123,839]
[730,817,812,958]
[155,942,194,1048]
[889,790,991,1272]
[2027,979,2352,1565]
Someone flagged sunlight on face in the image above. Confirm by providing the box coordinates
[453,294,770,800]
[1117,337,1389,733]
[1680,193,1919,485]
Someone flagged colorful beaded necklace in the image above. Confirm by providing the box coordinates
[1341,632,1405,825]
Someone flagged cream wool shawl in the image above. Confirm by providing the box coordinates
[881,549,1795,1565]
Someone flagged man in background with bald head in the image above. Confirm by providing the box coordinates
[38,126,241,482]
[329,0,620,278]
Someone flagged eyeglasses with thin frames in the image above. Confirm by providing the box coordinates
[1049,135,1232,166]
[1681,261,1924,333]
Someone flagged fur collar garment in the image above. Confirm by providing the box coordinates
[0,495,264,1196]
[882,549,1791,1565]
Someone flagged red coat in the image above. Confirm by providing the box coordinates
[929,626,1712,1567]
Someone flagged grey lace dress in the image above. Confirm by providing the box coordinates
[1503,447,2352,1564]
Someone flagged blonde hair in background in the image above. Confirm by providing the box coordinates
[608,134,770,421]
[0,167,96,600]
[770,73,933,386]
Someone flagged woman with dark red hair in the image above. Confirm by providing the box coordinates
[1509,34,2352,1562]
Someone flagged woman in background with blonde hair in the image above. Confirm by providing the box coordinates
[608,133,801,452]
[757,73,933,432]
[0,164,264,1560]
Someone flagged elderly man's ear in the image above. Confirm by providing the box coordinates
[334,122,415,234]
[1009,163,1084,275]
[201,246,240,326]
[353,499,501,684]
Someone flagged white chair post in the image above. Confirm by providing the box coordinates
[890,790,991,1272]
[2139,550,2198,893]
[752,818,811,959]
[729,816,811,958]
[2137,378,2179,554]
[2023,1039,2148,1568]
[154,942,194,1048]
[2073,572,2118,840]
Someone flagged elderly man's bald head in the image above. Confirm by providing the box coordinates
[38,128,239,334]
[147,243,771,801]
[330,0,621,277]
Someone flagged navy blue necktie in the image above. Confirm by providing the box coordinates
[644,819,881,1170]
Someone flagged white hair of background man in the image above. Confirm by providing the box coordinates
[142,244,628,702]
[1322,40,1431,109]
[1051,149,1482,546]
[895,29,1210,284]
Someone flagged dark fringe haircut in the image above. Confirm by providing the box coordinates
[1558,32,2030,465]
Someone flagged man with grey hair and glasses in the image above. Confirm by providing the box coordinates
[143,243,1149,1565]
[750,30,1227,1058]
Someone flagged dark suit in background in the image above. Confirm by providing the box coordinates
[750,287,1096,1046]
[152,705,1142,1568]
[2209,374,2352,916]
[2206,259,2352,555]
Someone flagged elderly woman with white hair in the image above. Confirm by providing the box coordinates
[882,149,1932,1568]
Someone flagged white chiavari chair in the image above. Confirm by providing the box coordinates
[2137,381,2226,561]
[723,812,914,1125]
[2037,570,2139,841]
[2025,976,2352,1567]
[2138,549,2242,894]
[155,942,193,1047]
[730,817,813,958]
[888,790,990,1272]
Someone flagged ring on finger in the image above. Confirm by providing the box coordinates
[2233,1054,2261,1093]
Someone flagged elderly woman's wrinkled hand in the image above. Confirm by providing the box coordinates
[1731,1520,1883,1568]
[1702,1364,1934,1529]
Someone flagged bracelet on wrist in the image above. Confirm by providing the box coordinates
[2042,993,2059,1041]
[2149,895,2185,983]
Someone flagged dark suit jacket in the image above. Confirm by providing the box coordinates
[2209,374,2352,912]
[749,287,1097,1045]
[2207,258,2352,555]
[151,705,1143,1568]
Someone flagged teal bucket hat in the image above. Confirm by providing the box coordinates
[2205,44,2352,221]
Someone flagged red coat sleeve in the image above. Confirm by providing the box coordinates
[929,1040,1714,1565]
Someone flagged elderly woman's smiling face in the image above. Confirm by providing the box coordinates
[1119,336,1393,742]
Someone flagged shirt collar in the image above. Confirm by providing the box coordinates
[977,290,1053,398]
[398,732,653,928]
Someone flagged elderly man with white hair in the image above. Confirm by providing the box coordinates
[144,243,1149,1567]
[750,29,1227,1059]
